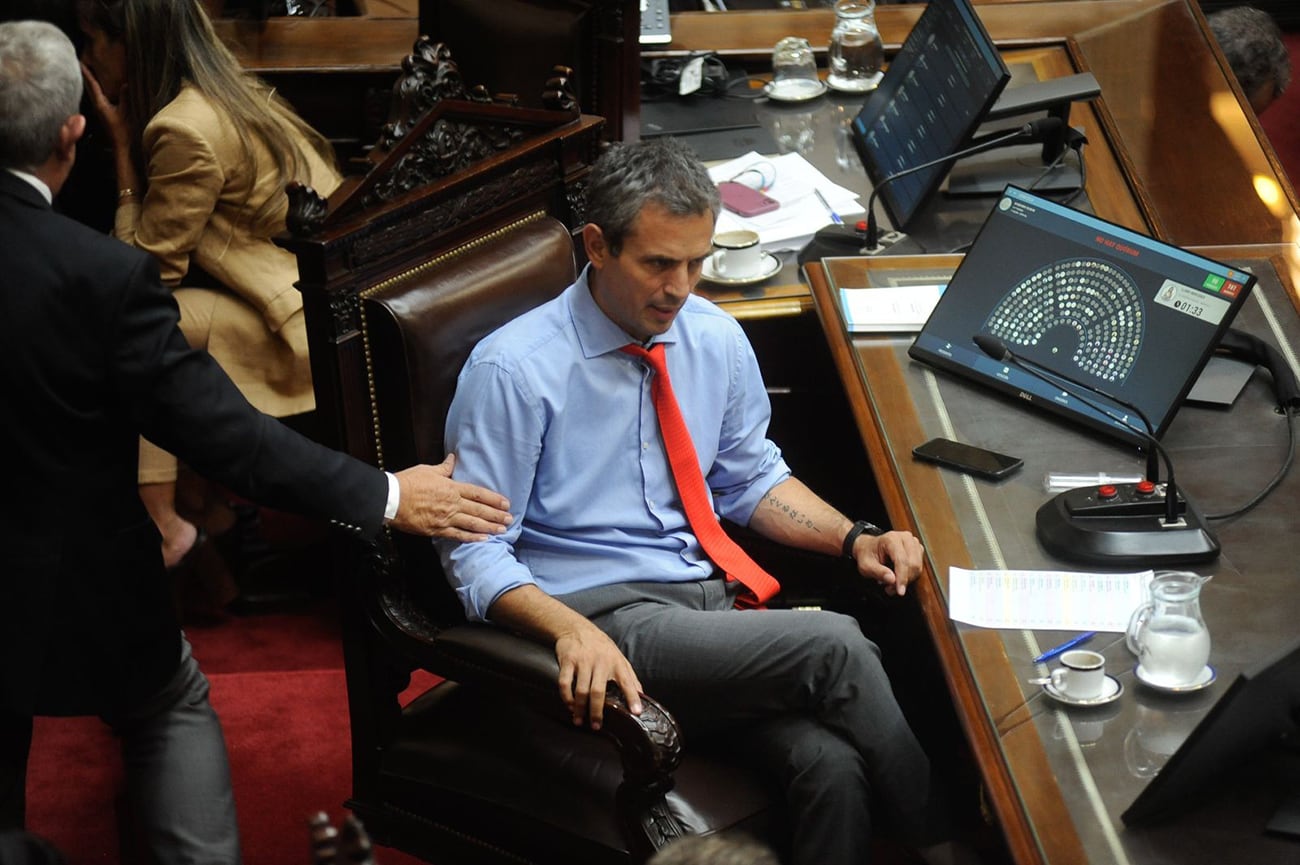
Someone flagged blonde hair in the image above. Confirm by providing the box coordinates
[80,0,336,221]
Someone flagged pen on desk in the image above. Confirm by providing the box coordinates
[1033,631,1097,665]
[813,188,844,225]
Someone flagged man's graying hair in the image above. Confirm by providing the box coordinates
[585,137,720,255]
[1208,6,1291,100]
[0,21,82,171]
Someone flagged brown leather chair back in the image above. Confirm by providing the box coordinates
[362,212,576,470]
[358,212,576,623]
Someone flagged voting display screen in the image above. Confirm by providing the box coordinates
[849,0,1009,229]
[909,187,1257,445]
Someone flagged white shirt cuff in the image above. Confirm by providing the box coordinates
[384,471,401,523]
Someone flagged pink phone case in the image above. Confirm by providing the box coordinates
[719,181,780,217]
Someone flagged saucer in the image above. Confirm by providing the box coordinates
[700,252,782,286]
[1134,664,1217,694]
[1043,673,1123,707]
[826,71,884,94]
[764,79,827,103]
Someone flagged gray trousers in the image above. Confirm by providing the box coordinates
[1,637,241,865]
[560,579,949,865]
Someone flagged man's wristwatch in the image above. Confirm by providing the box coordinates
[842,519,885,559]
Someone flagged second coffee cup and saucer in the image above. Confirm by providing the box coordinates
[1037,649,1124,708]
[1043,674,1124,708]
[701,230,782,287]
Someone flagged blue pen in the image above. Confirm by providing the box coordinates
[814,188,844,225]
[1033,631,1097,665]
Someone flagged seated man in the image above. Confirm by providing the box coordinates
[437,137,959,865]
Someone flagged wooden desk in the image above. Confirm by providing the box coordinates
[655,0,1300,251]
[254,3,1300,859]
[687,3,1300,862]
[806,246,1300,864]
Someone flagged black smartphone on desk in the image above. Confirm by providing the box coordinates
[912,437,1023,481]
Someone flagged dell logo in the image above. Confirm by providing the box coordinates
[1017,391,1034,402]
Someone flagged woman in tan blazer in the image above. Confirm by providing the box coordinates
[80,0,341,570]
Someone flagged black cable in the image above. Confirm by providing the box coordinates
[1058,143,1088,207]
[1206,407,1297,521]
[1027,142,1070,192]
[640,52,734,100]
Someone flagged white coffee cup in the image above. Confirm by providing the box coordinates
[1049,649,1106,700]
[711,230,764,279]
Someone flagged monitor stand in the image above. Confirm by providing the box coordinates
[944,72,1100,197]
[944,144,1084,196]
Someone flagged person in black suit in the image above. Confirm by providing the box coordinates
[0,20,512,863]
[0,0,115,233]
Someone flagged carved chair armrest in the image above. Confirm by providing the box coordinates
[431,623,683,786]
[359,541,686,793]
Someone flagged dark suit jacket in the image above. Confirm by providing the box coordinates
[0,170,388,717]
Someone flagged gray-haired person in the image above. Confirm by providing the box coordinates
[0,19,509,862]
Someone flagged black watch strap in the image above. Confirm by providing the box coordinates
[842,520,885,559]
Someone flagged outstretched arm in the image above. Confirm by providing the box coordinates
[746,477,924,596]
[489,585,644,731]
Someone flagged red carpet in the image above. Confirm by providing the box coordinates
[24,600,435,864]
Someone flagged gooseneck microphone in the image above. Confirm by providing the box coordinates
[973,333,1218,566]
[973,333,1165,501]
[863,117,1065,250]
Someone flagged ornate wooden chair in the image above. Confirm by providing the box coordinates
[279,42,784,864]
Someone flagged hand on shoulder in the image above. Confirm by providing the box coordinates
[389,454,512,540]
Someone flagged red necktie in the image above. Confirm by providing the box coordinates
[622,342,781,608]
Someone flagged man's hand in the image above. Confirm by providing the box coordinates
[491,585,644,730]
[850,530,925,596]
[554,618,644,731]
[390,454,511,540]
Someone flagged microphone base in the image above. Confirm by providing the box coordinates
[1036,483,1220,566]
[861,229,907,256]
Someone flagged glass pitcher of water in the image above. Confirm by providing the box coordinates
[1126,571,1212,687]
[827,0,884,93]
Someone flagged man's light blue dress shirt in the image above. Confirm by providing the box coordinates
[438,266,791,622]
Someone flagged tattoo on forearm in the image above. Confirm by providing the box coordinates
[764,492,821,533]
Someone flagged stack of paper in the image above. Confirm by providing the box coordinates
[839,285,945,333]
[708,151,864,253]
[948,567,1153,632]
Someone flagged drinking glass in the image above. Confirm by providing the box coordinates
[769,36,823,101]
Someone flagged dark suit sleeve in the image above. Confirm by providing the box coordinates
[109,252,388,535]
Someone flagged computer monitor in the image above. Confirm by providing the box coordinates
[1122,636,1300,825]
[849,0,1010,230]
[908,186,1257,447]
